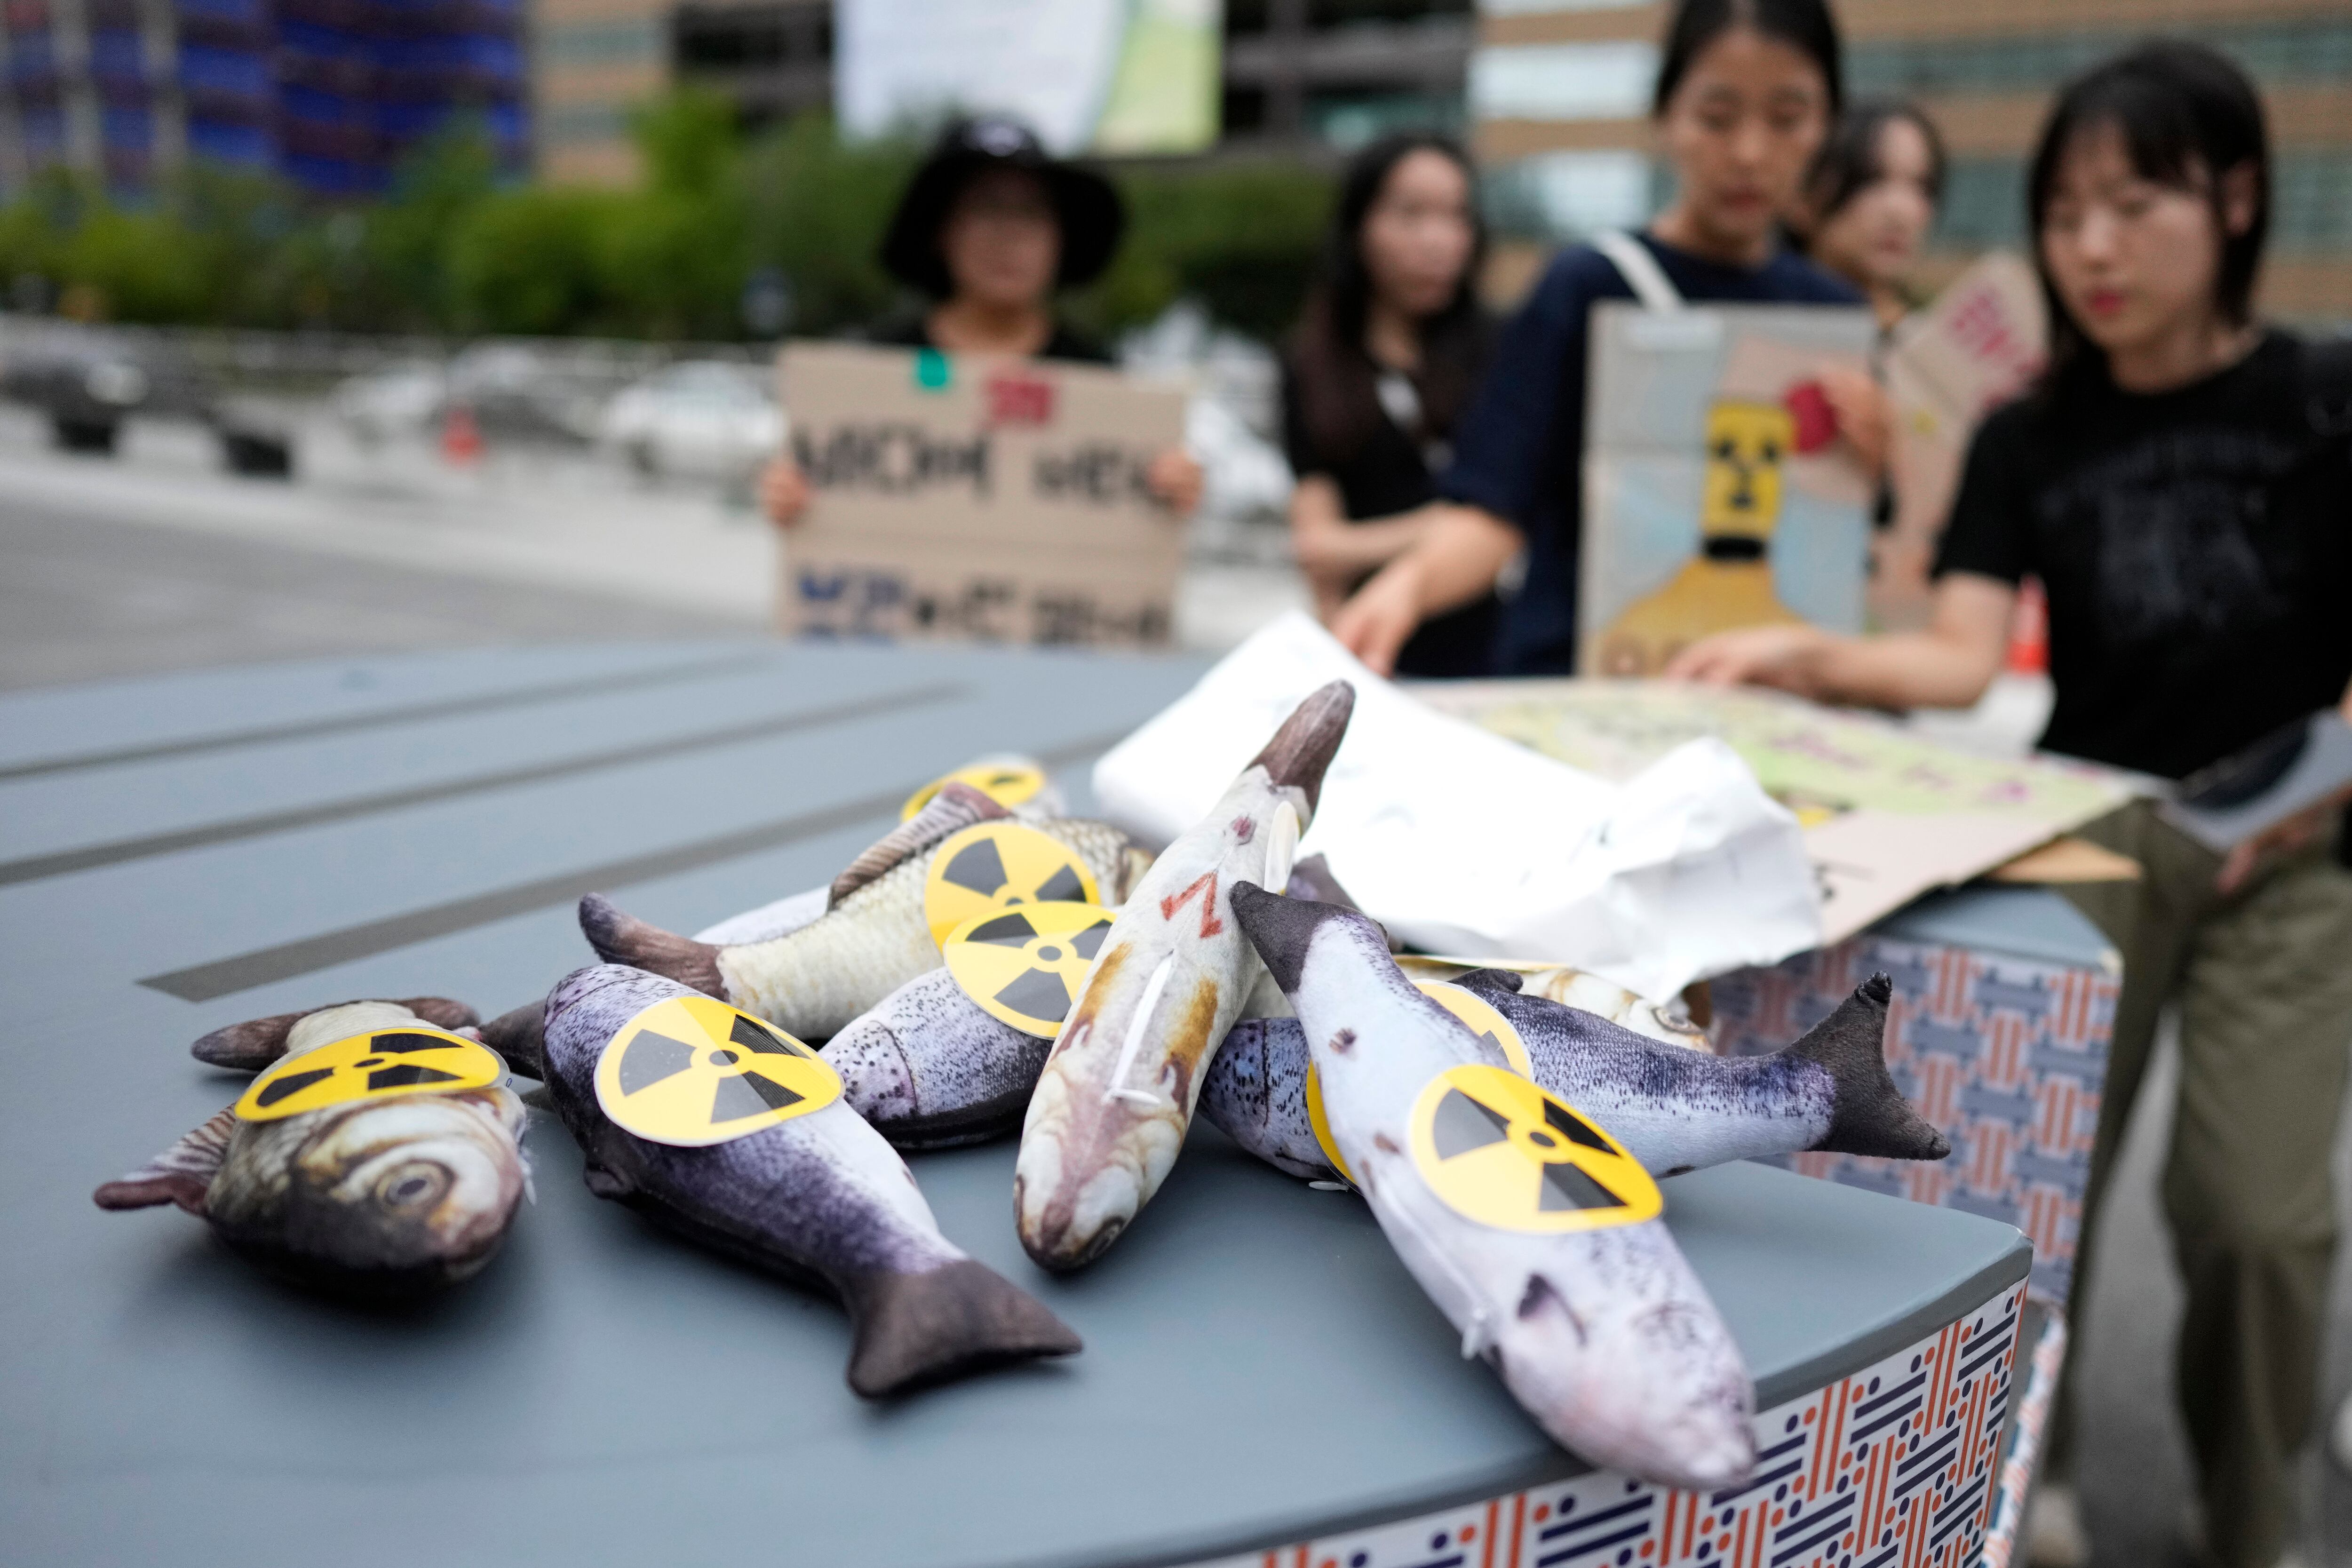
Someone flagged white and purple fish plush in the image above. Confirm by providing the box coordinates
[575,782,1143,1043]
[96,998,530,1299]
[1228,883,1757,1492]
[482,965,1080,1397]
[1014,681,1355,1271]
[1200,970,1944,1184]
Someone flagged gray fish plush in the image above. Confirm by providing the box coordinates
[1200,970,1946,1183]
[96,998,530,1298]
[482,964,1080,1397]
[578,783,1144,1042]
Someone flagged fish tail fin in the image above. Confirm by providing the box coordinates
[1788,974,1950,1161]
[1247,680,1355,816]
[95,1106,237,1215]
[842,1259,1081,1398]
[478,1000,549,1079]
[577,894,726,998]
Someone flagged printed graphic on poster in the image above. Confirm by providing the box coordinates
[1879,253,2047,628]
[1579,301,1876,675]
[778,342,1188,648]
[836,0,1220,156]
[1421,679,2136,942]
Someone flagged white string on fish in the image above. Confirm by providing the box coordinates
[1101,952,1176,1110]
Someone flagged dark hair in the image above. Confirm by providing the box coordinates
[2026,40,2270,374]
[1653,0,1843,117]
[1796,97,1946,237]
[1288,132,1491,470]
[878,116,1126,299]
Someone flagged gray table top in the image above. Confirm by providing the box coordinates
[0,640,2030,1568]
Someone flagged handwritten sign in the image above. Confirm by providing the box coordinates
[778,342,1187,647]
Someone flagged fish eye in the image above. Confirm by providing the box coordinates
[379,1163,449,1210]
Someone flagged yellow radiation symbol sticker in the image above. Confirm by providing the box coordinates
[1408,1064,1661,1234]
[1304,982,1534,1186]
[941,901,1115,1037]
[235,1027,504,1122]
[922,821,1100,946]
[594,995,840,1148]
[902,759,1049,820]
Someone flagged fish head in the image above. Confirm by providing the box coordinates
[215,1088,527,1296]
[1228,881,1392,1005]
[1244,680,1354,827]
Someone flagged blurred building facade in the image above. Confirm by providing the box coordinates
[534,0,1474,183]
[1472,0,2352,322]
[0,0,528,196]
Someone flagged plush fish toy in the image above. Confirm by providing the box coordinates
[579,783,1144,1043]
[1202,970,1945,1184]
[1229,883,1757,1491]
[1014,682,1355,1271]
[95,998,530,1298]
[482,965,1080,1397]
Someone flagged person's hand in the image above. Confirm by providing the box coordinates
[2216,786,2352,895]
[760,455,811,528]
[1330,557,1425,677]
[1816,364,1891,483]
[1664,623,1835,696]
[1146,448,1204,517]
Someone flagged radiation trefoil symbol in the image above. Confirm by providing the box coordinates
[1306,982,1536,1186]
[922,821,1100,946]
[941,902,1115,1036]
[594,995,841,1147]
[1408,1064,1661,1234]
[234,1027,505,1122]
[901,758,1049,821]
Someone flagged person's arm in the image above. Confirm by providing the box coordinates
[1290,476,1435,615]
[1330,503,1525,675]
[1665,571,2013,706]
[1145,447,1203,516]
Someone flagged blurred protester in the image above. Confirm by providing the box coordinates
[760,117,1200,526]
[1329,0,1859,676]
[1283,133,1497,676]
[1671,41,2352,1568]
[1787,98,1947,499]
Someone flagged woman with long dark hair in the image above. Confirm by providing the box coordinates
[1330,0,1860,677]
[1283,132,1496,676]
[1790,97,1946,330]
[1675,43,2352,1568]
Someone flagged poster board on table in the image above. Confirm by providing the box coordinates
[1876,253,2047,628]
[777,342,1188,648]
[1417,679,2137,943]
[1579,301,1876,675]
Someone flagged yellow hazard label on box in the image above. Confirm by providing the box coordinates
[1407,1063,1661,1234]
[942,901,1115,1037]
[594,995,839,1147]
[235,1027,505,1122]
[922,821,1100,947]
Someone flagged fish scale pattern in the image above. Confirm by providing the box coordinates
[1708,933,2114,1307]
[1190,1283,2025,1568]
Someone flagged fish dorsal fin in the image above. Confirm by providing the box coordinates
[830,781,1010,908]
[191,996,478,1070]
[94,1106,239,1216]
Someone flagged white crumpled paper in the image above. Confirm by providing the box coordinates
[1092,612,1822,1001]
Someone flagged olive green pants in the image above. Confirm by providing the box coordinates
[2046,802,2352,1568]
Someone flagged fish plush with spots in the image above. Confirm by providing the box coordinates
[1229,883,1757,1491]
[577,782,1145,1043]
[95,998,530,1298]
[1200,970,1945,1184]
[1014,682,1355,1271]
[481,965,1080,1397]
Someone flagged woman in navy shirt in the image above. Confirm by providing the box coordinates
[1332,0,1860,676]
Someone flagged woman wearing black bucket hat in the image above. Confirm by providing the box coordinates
[761,116,1202,525]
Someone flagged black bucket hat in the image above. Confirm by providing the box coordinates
[878,117,1128,299]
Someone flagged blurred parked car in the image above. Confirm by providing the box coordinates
[0,327,294,476]
[329,360,446,446]
[599,360,783,482]
[444,344,604,446]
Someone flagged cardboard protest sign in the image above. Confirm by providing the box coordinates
[1877,254,2046,628]
[1420,679,2135,943]
[1579,302,1877,675]
[778,342,1187,647]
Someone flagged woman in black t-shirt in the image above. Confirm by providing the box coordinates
[1281,133,1497,677]
[761,117,1200,526]
[1673,44,2352,1568]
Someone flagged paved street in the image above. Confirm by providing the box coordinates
[2,406,2348,1568]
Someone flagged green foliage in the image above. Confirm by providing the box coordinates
[0,101,1337,347]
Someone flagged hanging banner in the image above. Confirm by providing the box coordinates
[836,0,1220,156]
[778,342,1188,648]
